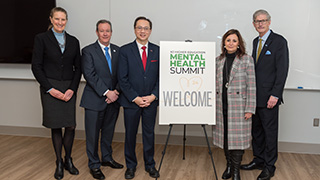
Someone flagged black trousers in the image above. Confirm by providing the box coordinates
[252,106,279,173]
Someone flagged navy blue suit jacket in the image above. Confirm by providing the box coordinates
[118,40,159,108]
[80,41,120,111]
[253,30,289,107]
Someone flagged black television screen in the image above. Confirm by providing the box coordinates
[0,0,56,63]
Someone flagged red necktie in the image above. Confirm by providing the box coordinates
[142,46,147,71]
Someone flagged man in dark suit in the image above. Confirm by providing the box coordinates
[118,16,160,179]
[240,10,289,180]
[80,19,123,180]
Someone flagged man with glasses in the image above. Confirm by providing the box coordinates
[240,9,289,180]
[118,16,160,179]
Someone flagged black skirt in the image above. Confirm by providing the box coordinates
[40,79,76,128]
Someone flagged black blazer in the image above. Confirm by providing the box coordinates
[118,40,159,108]
[252,30,289,107]
[80,41,120,111]
[32,30,81,92]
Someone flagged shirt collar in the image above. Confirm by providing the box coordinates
[97,40,110,50]
[260,29,271,42]
[136,41,148,50]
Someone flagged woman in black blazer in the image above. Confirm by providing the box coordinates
[31,7,81,180]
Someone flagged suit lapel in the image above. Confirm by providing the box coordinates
[94,41,112,76]
[131,41,145,72]
[64,33,73,55]
[217,58,225,90]
[228,56,240,83]
[47,30,62,55]
[110,44,118,77]
[255,31,274,65]
[64,33,69,55]
[252,37,258,61]
[145,43,155,73]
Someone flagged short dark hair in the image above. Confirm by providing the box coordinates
[96,19,112,32]
[220,29,246,58]
[134,16,152,30]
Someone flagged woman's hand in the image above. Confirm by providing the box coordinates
[63,89,74,102]
[49,88,65,100]
[245,112,253,120]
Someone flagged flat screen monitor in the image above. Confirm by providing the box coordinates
[0,0,56,63]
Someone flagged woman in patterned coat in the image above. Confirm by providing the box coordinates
[213,29,256,180]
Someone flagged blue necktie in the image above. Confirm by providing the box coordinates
[104,47,112,74]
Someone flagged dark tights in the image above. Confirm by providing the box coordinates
[51,127,75,161]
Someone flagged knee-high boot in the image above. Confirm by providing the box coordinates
[222,149,232,179]
[230,150,244,180]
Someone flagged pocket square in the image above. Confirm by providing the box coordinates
[265,50,271,55]
[151,60,158,62]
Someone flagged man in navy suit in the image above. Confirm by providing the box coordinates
[80,19,123,180]
[240,10,289,180]
[118,16,160,179]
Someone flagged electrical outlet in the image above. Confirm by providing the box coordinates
[313,118,319,127]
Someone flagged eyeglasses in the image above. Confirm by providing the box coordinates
[254,19,269,24]
[135,26,150,31]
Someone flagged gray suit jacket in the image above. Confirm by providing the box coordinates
[80,41,120,111]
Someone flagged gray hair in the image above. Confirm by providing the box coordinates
[253,9,271,21]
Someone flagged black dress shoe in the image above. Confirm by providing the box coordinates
[90,168,105,180]
[64,157,79,175]
[54,159,64,180]
[240,161,264,170]
[257,168,274,180]
[146,167,160,178]
[101,159,124,169]
[125,168,136,179]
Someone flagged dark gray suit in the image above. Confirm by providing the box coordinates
[80,41,120,169]
[252,30,289,173]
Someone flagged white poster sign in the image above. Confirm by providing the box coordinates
[159,41,216,125]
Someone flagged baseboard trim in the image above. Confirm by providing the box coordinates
[1,125,319,154]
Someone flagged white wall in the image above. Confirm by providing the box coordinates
[58,0,320,90]
[0,0,319,146]
[279,90,320,144]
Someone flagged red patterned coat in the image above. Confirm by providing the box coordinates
[213,54,256,150]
